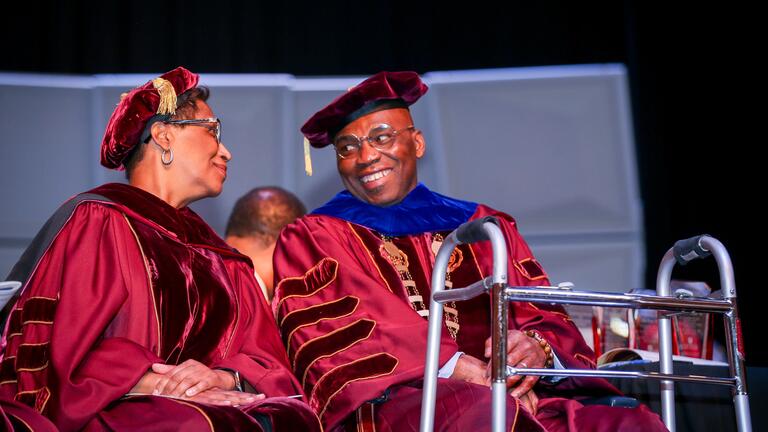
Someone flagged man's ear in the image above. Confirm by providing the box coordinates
[412,129,426,159]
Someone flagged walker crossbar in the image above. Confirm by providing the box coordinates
[502,367,737,386]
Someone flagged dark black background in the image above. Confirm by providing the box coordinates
[2,1,758,364]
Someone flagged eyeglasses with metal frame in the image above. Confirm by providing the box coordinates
[333,124,415,159]
[164,117,222,143]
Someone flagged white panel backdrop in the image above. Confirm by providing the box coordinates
[0,65,643,294]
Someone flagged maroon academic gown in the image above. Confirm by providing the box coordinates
[273,203,667,431]
[0,184,320,431]
[1,398,57,432]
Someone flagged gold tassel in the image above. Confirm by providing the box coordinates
[152,77,177,115]
[303,137,313,176]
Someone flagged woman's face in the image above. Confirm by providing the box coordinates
[169,100,232,203]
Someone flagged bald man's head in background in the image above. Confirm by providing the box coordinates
[225,186,306,300]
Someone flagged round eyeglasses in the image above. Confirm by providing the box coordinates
[165,117,221,143]
[333,124,415,159]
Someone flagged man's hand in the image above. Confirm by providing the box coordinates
[151,359,236,397]
[484,330,547,398]
[449,354,489,386]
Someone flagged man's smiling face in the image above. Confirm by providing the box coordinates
[334,108,425,207]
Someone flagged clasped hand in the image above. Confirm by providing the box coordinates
[450,330,548,414]
[130,359,265,406]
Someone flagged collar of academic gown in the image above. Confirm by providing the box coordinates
[90,183,236,251]
[311,183,478,236]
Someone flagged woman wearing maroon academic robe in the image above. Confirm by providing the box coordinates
[0,68,320,431]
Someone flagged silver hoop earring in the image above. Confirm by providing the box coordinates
[153,141,174,166]
[161,148,174,165]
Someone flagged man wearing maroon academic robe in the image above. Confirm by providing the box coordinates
[273,183,667,431]
[0,183,320,431]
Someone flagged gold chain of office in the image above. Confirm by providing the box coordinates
[379,233,461,340]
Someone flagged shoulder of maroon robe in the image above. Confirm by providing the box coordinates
[88,183,244,255]
[5,183,248,292]
[273,214,458,430]
[1,198,164,429]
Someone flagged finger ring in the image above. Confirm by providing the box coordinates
[518,361,529,369]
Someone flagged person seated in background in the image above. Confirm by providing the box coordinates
[0,67,319,431]
[225,186,306,301]
[272,71,668,431]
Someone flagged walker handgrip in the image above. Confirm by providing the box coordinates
[455,216,499,244]
[673,234,712,265]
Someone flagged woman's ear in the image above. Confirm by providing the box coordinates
[150,122,172,148]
